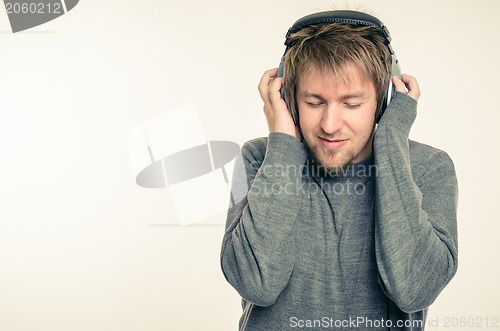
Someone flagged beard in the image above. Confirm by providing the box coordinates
[303,124,376,175]
[306,140,357,174]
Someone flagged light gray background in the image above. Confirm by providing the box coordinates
[0,0,498,330]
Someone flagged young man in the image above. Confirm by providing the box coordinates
[220,10,458,331]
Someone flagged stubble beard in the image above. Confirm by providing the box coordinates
[307,141,357,174]
[305,124,376,175]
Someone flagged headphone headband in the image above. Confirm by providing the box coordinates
[284,10,393,54]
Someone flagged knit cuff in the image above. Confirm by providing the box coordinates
[264,132,308,171]
[378,92,417,135]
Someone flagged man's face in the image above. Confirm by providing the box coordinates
[297,64,378,173]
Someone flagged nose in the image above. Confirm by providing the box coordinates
[320,105,343,135]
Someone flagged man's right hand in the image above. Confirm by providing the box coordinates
[258,68,302,141]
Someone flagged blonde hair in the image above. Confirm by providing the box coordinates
[283,22,392,124]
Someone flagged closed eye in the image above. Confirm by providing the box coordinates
[306,102,324,108]
[344,103,361,109]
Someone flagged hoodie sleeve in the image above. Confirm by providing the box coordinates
[220,132,309,307]
[373,92,459,313]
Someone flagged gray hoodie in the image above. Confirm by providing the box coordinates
[221,92,458,330]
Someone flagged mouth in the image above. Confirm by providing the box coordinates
[319,137,348,149]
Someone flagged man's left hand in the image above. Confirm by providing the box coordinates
[392,74,420,102]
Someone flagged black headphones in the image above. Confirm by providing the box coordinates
[277,10,401,123]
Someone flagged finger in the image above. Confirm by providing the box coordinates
[392,76,407,94]
[258,68,279,89]
[401,74,420,101]
[268,67,279,78]
[268,76,284,106]
[258,68,279,103]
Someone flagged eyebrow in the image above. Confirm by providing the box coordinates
[301,91,367,101]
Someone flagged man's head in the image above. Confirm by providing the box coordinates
[283,22,392,173]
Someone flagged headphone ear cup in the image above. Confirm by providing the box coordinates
[376,85,390,124]
[277,54,300,126]
[376,55,401,123]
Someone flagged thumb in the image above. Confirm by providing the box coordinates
[392,76,407,94]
